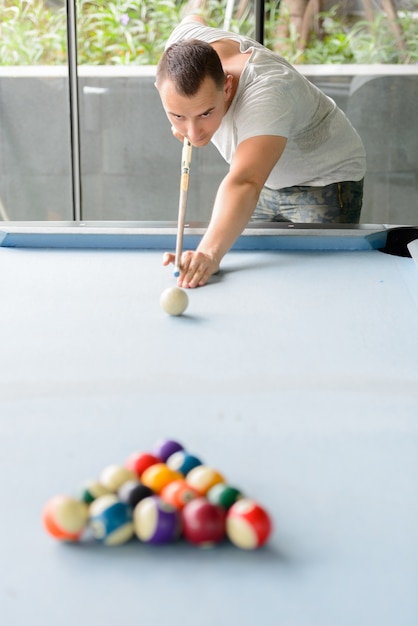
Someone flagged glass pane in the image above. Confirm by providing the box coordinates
[77,0,417,226]
[1,1,417,225]
[0,0,73,220]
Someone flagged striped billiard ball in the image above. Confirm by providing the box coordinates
[99,464,137,492]
[206,483,243,510]
[226,499,272,550]
[78,480,111,504]
[89,495,134,546]
[133,496,181,544]
[186,465,225,495]
[42,495,89,542]
[166,450,202,475]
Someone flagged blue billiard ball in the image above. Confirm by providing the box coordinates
[166,450,202,475]
[89,495,134,546]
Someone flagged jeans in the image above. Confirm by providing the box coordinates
[252,179,364,224]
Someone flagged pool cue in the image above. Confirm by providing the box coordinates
[174,138,193,277]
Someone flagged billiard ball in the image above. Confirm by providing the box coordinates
[226,499,272,550]
[160,479,200,510]
[118,480,154,508]
[181,498,226,547]
[125,451,161,478]
[186,465,225,495]
[42,495,89,541]
[141,463,183,493]
[160,287,189,316]
[166,450,202,475]
[89,495,134,546]
[78,480,112,504]
[133,496,181,544]
[99,464,137,492]
[152,438,184,462]
[206,483,243,510]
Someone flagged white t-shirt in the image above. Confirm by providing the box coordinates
[166,23,366,189]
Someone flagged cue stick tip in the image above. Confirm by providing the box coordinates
[174,268,180,278]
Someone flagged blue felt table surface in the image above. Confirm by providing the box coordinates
[0,247,417,626]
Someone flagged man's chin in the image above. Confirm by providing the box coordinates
[192,137,211,148]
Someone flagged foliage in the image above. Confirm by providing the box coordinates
[0,0,417,65]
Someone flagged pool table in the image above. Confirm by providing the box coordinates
[1,221,418,626]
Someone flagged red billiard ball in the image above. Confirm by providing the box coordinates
[160,479,200,510]
[125,452,161,478]
[182,498,226,547]
[226,499,272,550]
[42,495,89,542]
[133,496,181,544]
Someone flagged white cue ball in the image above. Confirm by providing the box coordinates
[160,287,189,316]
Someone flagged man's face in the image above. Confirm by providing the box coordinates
[157,75,232,147]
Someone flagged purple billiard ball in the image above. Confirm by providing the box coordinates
[152,438,184,462]
[133,496,181,544]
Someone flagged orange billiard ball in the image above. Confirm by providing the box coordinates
[160,479,200,510]
[42,495,89,541]
[185,465,225,495]
[226,499,272,549]
[141,463,183,493]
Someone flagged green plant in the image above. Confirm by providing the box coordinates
[268,5,418,65]
[0,0,417,65]
[0,0,67,64]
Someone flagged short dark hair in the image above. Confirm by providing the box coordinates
[156,40,225,96]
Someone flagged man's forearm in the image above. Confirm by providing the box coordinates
[197,175,262,263]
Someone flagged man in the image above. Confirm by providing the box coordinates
[155,15,366,288]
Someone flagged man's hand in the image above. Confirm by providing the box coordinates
[163,250,220,288]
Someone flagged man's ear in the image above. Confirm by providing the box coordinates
[224,74,233,99]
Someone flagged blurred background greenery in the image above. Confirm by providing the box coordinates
[0,0,417,65]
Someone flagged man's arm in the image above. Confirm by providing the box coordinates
[164,134,287,288]
[181,14,207,25]
[181,0,207,24]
